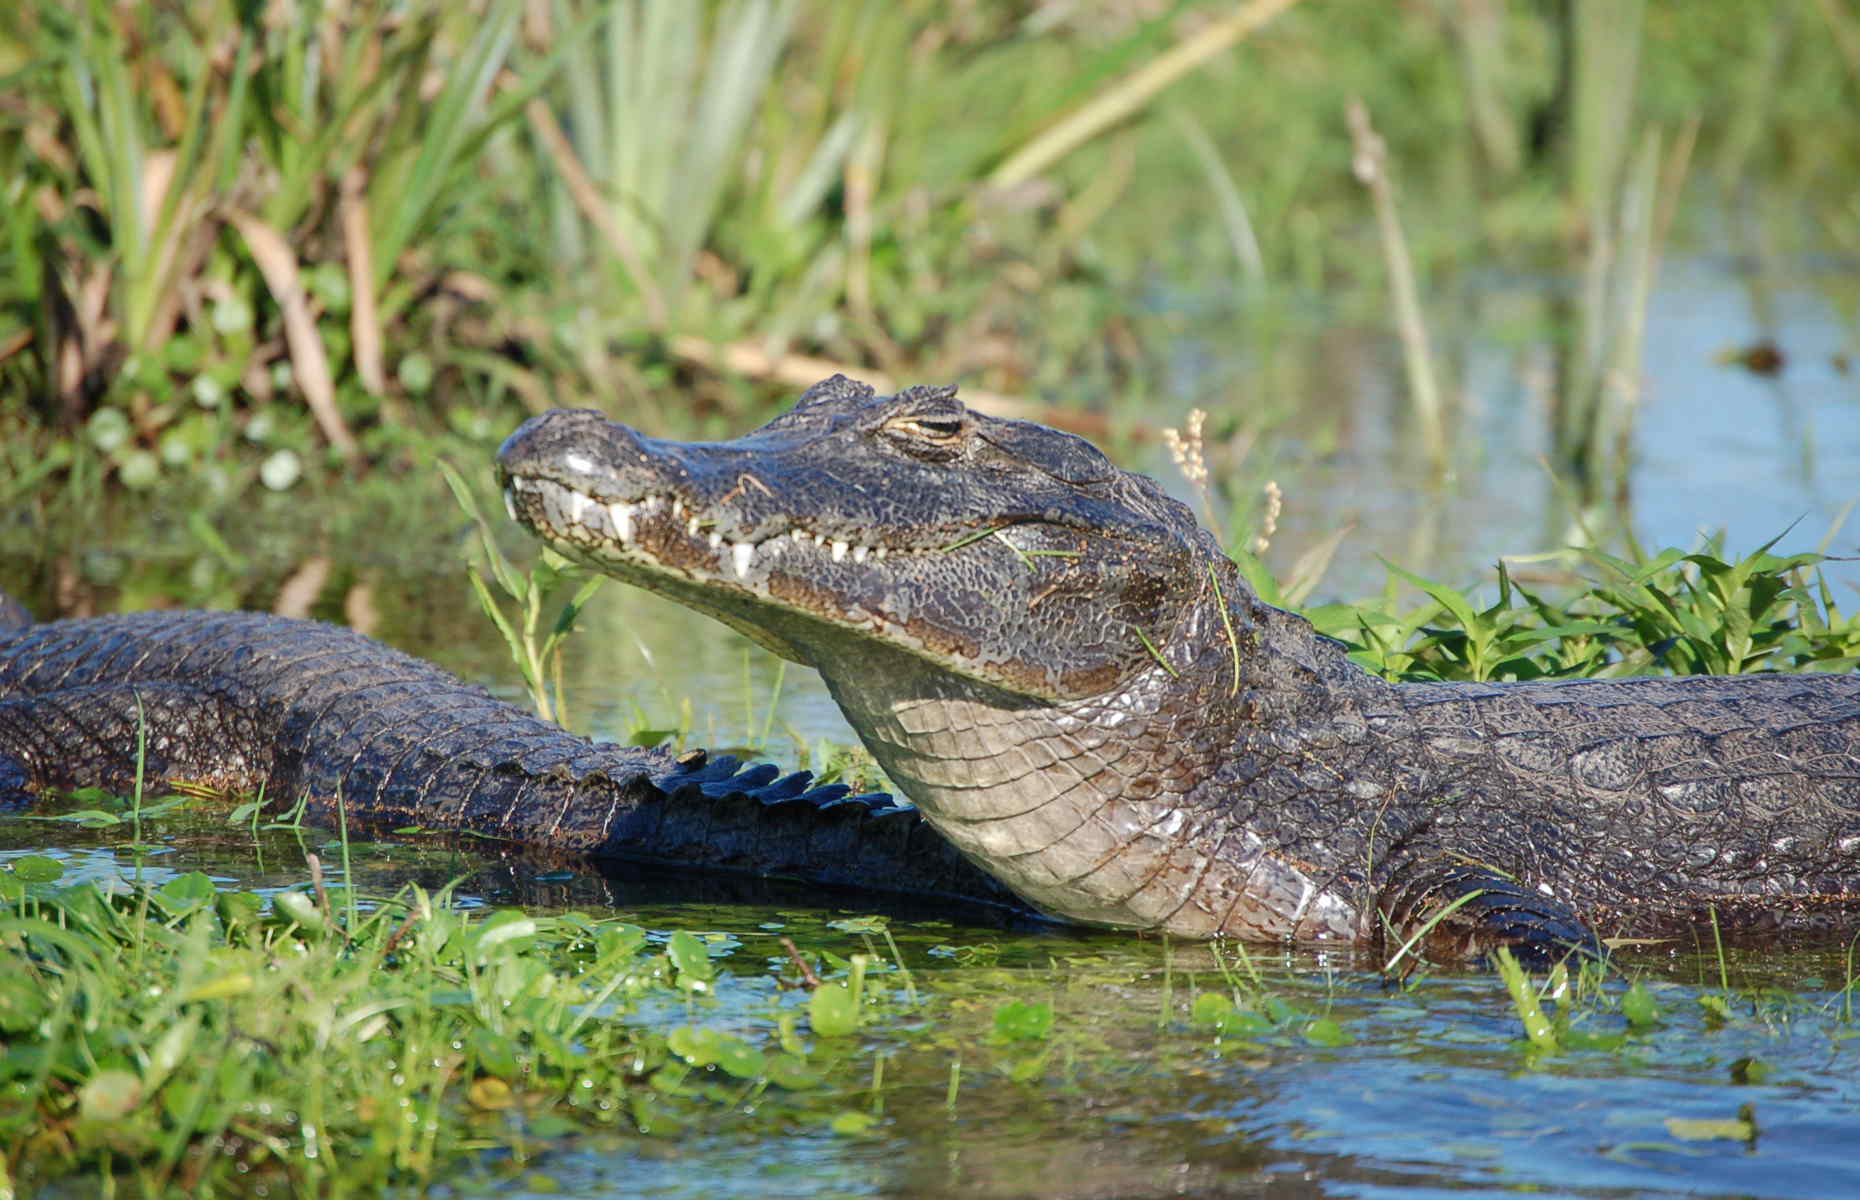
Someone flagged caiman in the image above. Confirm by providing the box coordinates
[5,378,1858,957]
[492,375,1860,957]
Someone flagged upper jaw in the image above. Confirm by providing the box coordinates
[502,471,914,583]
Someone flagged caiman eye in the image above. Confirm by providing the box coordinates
[883,414,967,456]
[889,415,964,440]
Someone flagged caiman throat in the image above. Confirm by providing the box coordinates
[499,375,1860,956]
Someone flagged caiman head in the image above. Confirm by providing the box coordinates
[497,376,1360,943]
[496,375,1223,704]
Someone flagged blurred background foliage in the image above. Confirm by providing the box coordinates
[0,0,1854,514]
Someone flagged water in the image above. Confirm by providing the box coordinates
[4,253,1859,1197]
[10,815,1857,1196]
[1204,254,1860,602]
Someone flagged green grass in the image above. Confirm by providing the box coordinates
[0,836,973,1194]
[6,832,1854,1193]
[1276,539,1860,685]
[4,1,1857,502]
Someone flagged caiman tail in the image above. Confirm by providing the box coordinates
[0,605,1023,915]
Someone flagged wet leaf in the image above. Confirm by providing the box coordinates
[765,1053,822,1090]
[829,1110,879,1135]
[993,1000,1055,1042]
[809,982,859,1037]
[666,1026,766,1079]
[1192,992,1235,1026]
[1621,982,1660,1027]
[271,890,325,932]
[1664,1113,1755,1143]
[158,872,217,914]
[631,1092,683,1137]
[525,1115,576,1139]
[1303,1017,1352,1047]
[596,923,647,962]
[9,855,65,884]
[666,930,714,988]
[1730,1057,1772,1085]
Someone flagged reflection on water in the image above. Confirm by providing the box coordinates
[1180,254,1860,602]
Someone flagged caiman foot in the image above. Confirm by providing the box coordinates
[1377,862,1603,969]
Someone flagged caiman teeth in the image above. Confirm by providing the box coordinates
[522,478,939,577]
[503,487,518,522]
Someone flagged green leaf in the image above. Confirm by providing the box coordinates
[1493,946,1559,1052]
[1191,992,1271,1037]
[8,855,66,884]
[830,1110,880,1135]
[1664,1112,1756,1143]
[472,1030,521,1078]
[665,930,715,986]
[596,924,648,962]
[992,1000,1055,1042]
[0,973,52,1033]
[1303,1016,1352,1047]
[216,891,263,930]
[472,911,540,961]
[272,889,326,933]
[765,1052,822,1090]
[142,1012,200,1092]
[1191,992,1235,1026]
[667,1026,765,1079]
[1621,982,1660,1027]
[1730,1057,1772,1085]
[808,982,859,1037]
[158,872,217,915]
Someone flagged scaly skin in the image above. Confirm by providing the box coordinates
[497,375,1860,954]
[0,607,1024,915]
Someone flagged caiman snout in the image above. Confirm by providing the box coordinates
[499,408,660,497]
